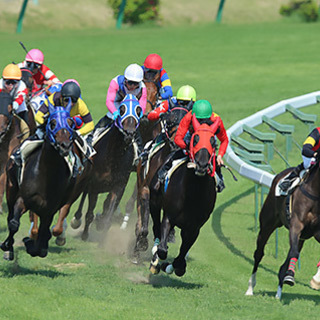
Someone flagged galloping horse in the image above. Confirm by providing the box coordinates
[121,78,162,228]
[70,95,142,241]
[0,90,36,214]
[133,103,191,260]
[246,153,320,299]
[148,120,219,276]
[1,101,79,259]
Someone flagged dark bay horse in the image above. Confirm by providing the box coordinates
[0,90,36,214]
[1,101,79,259]
[121,79,162,228]
[148,120,220,276]
[70,95,142,241]
[133,103,191,261]
[246,153,320,299]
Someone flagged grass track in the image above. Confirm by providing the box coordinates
[0,21,320,319]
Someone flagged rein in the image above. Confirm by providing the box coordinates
[298,160,320,201]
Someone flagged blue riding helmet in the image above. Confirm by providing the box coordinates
[116,94,142,129]
[46,98,75,145]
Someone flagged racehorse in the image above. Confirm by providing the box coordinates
[133,103,191,261]
[1,100,80,259]
[70,95,142,241]
[121,79,162,228]
[148,120,220,276]
[0,90,36,214]
[246,152,320,299]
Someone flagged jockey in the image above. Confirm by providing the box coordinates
[89,63,147,163]
[0,63,29,123]
[140,85,196,164]
[18,48,61,111]
[279,127,320,192]
[156,99,229,192]
[142,53,173,100]
[18,48,60,93]
[12,81,94,167]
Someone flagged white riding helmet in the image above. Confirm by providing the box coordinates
[124,63,144,82]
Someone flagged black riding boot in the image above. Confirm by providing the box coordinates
[17,111,29,125]
[279,162,304,191]
[87,115,113,145]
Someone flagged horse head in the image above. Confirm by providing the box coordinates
[114,94,142,143]
[164,99,193,139]
[189,115,220,176]
[46,99,75,157]
[144,80,159,112]
[21,68,34,95]
[0,91,14,143]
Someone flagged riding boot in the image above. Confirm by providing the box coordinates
[17,110,29,125]
[279,163,304,192]
[87,115,113,145]
[11,148,22,167]
[215,165,225,193]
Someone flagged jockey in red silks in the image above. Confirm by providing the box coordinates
[142,53,173,100]
[18,48,60,93]
[156,99,229,192]
[0,64,29,124]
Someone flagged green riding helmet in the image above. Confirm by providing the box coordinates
[192,100,212,119]
[176,85,197,101]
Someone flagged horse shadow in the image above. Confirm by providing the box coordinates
[261,291,320,305]
[148,274,203,290]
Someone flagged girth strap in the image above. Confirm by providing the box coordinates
[299,184,320,201]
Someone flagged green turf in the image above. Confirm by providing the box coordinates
[0,21,320,319]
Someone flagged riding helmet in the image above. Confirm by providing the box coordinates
[61,82,81,100]
[192,100,212,119]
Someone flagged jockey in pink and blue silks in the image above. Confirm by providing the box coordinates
[142,53,173,100]
[89,64,147,164]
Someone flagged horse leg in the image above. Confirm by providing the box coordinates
[70,191,87,229]
[135,185,150,252]
[276,219,304,299]
[157,215,171,261]
[0,172,6,214]
[121,182,138,230]
[82,192,98,241]
[246,195,282,296]
[1,197,26,260]
[24,215,54,258]
[52,203,71,246]
[169,227,200,277]
[28,212,39,240]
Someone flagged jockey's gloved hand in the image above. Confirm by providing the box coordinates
[159,112,168,122]
[310,157,317,166]
[12,101,19,112]
[112,110,120,120]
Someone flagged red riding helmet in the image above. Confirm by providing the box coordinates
[144,53,163,70]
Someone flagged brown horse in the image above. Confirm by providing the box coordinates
[70,95,142,241]
[0,90,36,214]
[132,103,191,262]
[246,154,320,299]
[121,79,162,228]
[148,121,219,276]
[1,102,83,259]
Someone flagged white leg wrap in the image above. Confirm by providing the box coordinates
[245,273,256,296]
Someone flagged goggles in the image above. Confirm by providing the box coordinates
[4,79,18,85]
[63,96,78,104]
[26,61,41,69]
[125,80,140,87]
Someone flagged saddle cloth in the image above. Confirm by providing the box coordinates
[164,157,188,192]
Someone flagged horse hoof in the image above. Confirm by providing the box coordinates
[70,217,82,229]
[157,248,167,261]
[310,278,320,290]
[55,236,66,246]
[174,268,186,277]
[283,275,295,286]
[0,242,9,252]
[3,251,14,261]
[38,249,48,258]
[161,262,174,274]
[150,263,161,275]
[23,237,36,256]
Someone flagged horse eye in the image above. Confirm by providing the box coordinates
[136,107,142,118]
[119,105,126,117]
[193,134,200,146]
[50,119,56,130]
[210,136,216,148]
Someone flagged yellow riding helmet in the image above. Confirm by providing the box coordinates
[176,85,196,101]
[2,64,22,80]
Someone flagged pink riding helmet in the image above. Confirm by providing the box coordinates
[25,49,44,64]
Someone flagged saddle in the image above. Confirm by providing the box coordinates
[275,170,306,197]
[142,139,166,178]
[164,157,188,193]
[14,113,31,143]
